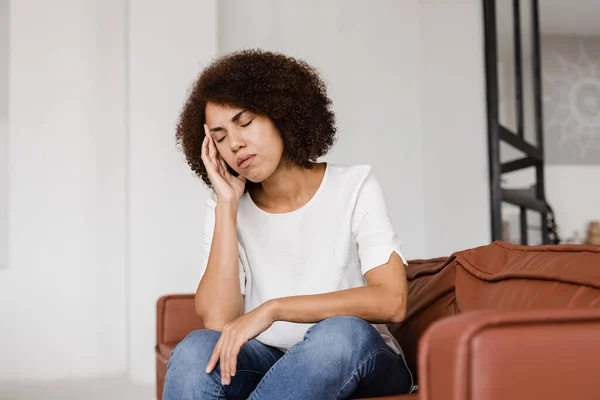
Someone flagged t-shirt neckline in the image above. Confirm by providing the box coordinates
[248,162,330,217]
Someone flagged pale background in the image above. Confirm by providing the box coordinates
[0,0,8,268]
[0,0,597,398]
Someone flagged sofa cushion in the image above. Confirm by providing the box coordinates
[455,241,600,313]
[157,294,203,345]
[156,342,177,364]
[387,256,457,382]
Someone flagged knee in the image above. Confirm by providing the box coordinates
[164,329,221,398]
[305,316,379,355]
[168,329,221,370]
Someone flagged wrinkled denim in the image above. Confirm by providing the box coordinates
[163,315,415,399]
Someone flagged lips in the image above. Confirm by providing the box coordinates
[236,154,256,168]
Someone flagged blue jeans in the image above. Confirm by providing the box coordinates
[163,315,415,399]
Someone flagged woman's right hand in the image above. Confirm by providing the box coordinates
[201,124,247,204]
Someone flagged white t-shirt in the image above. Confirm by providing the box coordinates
[200,163,407,354]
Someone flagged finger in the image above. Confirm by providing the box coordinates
[203,123,210,141]
[229,338,243,378]
[202,140,218,175]
[219,157,230,177]
[207,134,219,168]
[215,153,225,176]
[202,124,209,157]
[205,336,222,374]
[220,331,232,385]
[201,136,210,166]
[221,157,245,185]
[203,125,218,168]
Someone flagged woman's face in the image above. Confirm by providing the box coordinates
[205,102,284,183]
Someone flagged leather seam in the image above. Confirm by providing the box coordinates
[493,240,600,253]
[456,255,600,289]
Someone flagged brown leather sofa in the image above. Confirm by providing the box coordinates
[155,241,600,399]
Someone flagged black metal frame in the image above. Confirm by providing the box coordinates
[482,0,550,245]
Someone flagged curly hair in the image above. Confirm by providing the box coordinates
[175,48,337,189]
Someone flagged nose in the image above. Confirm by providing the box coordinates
[228,129,246,153]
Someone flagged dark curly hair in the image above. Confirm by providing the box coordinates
[175,48,337,189]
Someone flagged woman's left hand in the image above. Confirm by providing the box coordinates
[205,301,277,385]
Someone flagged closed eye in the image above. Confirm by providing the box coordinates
[215,119,252,143]
[216,135,226,143]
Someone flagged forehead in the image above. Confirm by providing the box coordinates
[205,102,245,122]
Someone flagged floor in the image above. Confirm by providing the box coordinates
[0,376,154,400]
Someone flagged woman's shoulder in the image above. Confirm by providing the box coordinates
[325,163,378,189]
[326,162,373,177]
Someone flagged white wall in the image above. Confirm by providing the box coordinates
[124,0,489,385]
[0,0,127,380]
[418,0,490,257]
[7,0,597,388]
[0,116,6,268]
[544,166,600,241]
[127,0,218,384]
[130,0,489,385]
[1,0,491,387]
[0,0,8,268]
[219,0,429,259]
[501,164,600,244]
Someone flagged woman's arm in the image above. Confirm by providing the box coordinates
[205,251,408,385]
[195,132,247,331]
[267,251,408,324]
[195,200,244,330]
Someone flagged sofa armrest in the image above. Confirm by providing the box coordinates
[418,308,600,400]
[156,294,204,351]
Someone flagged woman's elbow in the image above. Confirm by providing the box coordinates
[194,296,214,327]
[194,295,204,318]
[195,297,231,331]
[388,293,407,324]
[195,304,225,331]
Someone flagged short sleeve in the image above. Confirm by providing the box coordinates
[351,167,408,275]
[201,192,247,295]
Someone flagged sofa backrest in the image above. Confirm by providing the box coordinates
[455,241,600,312]
[390,241,600,382]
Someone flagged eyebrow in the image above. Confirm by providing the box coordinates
[208,110,247,133]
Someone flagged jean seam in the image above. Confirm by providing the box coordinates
[236,369,266,375]
[247,340,304,399]
[228,370,266,398]
[215,382,222,399]
[395,347,416,391]
[383,346,416,391]
[333,349,385,399]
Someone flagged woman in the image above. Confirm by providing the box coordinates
[163,49,415,399]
